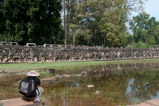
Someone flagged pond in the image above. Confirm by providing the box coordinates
[1,61,159,105]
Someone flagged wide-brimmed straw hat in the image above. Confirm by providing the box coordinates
[26,70,40,76]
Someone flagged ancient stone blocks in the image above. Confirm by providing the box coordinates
[0,45,159,63]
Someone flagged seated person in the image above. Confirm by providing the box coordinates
[19,70,44,103]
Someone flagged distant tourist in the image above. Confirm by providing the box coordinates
[19,70,44,103]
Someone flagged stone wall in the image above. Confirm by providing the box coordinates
[0,45,159,63]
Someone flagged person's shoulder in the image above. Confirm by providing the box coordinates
[34,77,40,82]
[35,77,40,80]
[34,77,41,85]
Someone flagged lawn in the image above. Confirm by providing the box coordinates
[0,59,159,72]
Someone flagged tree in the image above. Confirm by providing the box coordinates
[99,0,128,47]
[64,0,147,47]
[63,0,93,45]
[0,0,4,41]
[0,0,62,45]
[130,12,159,45]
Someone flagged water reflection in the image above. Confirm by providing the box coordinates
[1,62,159,105]
[83,62,159,104]
[126,70,159,104]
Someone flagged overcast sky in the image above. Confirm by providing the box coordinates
[143,0,159,20]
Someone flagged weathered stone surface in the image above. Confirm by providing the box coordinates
[127,99,159,106]
[0,41,18,46]
[26,43,36,47]
[75,74,82,78]
[55,75,63,79]
[145,99,159,106]
[0,70,7,73]
[0,45,159,63]
[87,85,94,88]
[81,71,88,76]
[63,74,72,78]
[0,98,42,106]
[94,91,100,96]
[41,78,56,84]
[43,44,53,47]
[46,69,56,74]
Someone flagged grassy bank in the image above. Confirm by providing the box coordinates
[0,59,159,72]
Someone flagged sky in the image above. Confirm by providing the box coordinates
[143,0,159,21]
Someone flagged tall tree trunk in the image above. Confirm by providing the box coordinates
[66,0,70,43]
[64,0,67,47]
[73,31,75,45]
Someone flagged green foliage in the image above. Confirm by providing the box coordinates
[129,42,149,48]
[128,42,156,48]
[63,0,146,47]
[130,12,159,46]
[0,0,148,47]
[98,0,130,47]
[0,0,63,44]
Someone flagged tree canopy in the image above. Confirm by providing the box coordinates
[1,0,159,48]
[62,0,148,47]
[0,0,63,45]
[130,12,159,46]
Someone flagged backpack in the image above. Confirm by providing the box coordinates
[19,78,37,96]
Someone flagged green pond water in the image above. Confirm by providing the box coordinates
[1,61,159,106]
